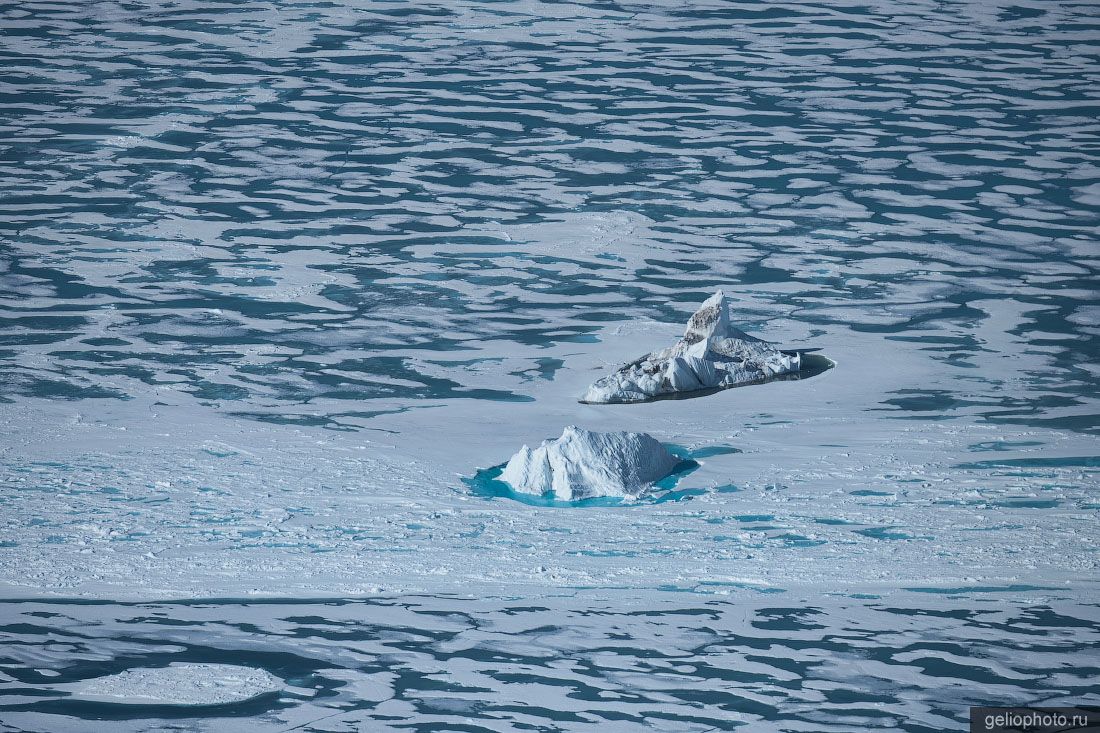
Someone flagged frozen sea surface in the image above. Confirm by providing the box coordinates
[1,0,1098,729]
[1,591,1098,732]
[1,0,1097,600]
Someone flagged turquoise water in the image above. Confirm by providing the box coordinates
[464,443,704,507]
[2,0,1099,730]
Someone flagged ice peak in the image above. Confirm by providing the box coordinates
[581,290,801,404]
[682,290,730,346]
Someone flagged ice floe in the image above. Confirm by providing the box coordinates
[500,425,679,501]
[68,663,282,706]
[582,290,802,403]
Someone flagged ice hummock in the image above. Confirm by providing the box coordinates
[582,290,801,403]
[500,425,680,501]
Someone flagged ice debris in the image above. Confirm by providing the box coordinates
[582,290,800,403]
[500,425,680,501]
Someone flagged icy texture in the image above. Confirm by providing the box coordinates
[583,291,801,403]
[0,0,1097,604]
[500,426,679,501]
[69,663,281,706]
[4,593,1098,733]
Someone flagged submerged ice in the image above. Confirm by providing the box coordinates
[582,291,801,403]
[500,425,679,501]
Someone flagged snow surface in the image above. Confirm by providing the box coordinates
[582,291,801,403]
[0,0,1097,606]
[500,425,679,500]
[2,314,1096,601]
[67,663,282,706]
[0,206,1096,600]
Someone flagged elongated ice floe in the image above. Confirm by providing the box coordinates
[500,425,679,501]
[582,290,801,403]
[67,663,282,706]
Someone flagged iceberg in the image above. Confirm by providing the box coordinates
[500,425,680,501]
[582,290,801,403]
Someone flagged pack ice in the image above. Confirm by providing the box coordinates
[500,425,680,501]
[582,290,801,403]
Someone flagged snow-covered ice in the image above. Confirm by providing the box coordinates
[67,663,282,706]
[582,291,802,403]
[500,425,679,501]
[1,1,1099,729]
[0,0,1096,607]
[0,305,1096,600]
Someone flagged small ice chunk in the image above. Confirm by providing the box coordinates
[582,290,801,403]
[500,425,680,501]
[68,663,282,706]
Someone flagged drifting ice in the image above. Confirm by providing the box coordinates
[69,663,282,706]
[582,290,801,403]
[500,425,679,501]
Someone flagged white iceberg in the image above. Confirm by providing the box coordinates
[582,290,801,403]
[500,425,680,501]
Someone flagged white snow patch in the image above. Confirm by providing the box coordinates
[500,425,680,501]
[582,290,801,403]
[68,663,282,706]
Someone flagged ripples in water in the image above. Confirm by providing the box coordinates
[1,592,1098,732]
[0,0,1096,433]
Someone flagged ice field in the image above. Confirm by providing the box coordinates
[0,0,1098,729]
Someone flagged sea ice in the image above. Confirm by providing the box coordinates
[500,425,680,501]
[582,290,801,403]
[67,663,282,706]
